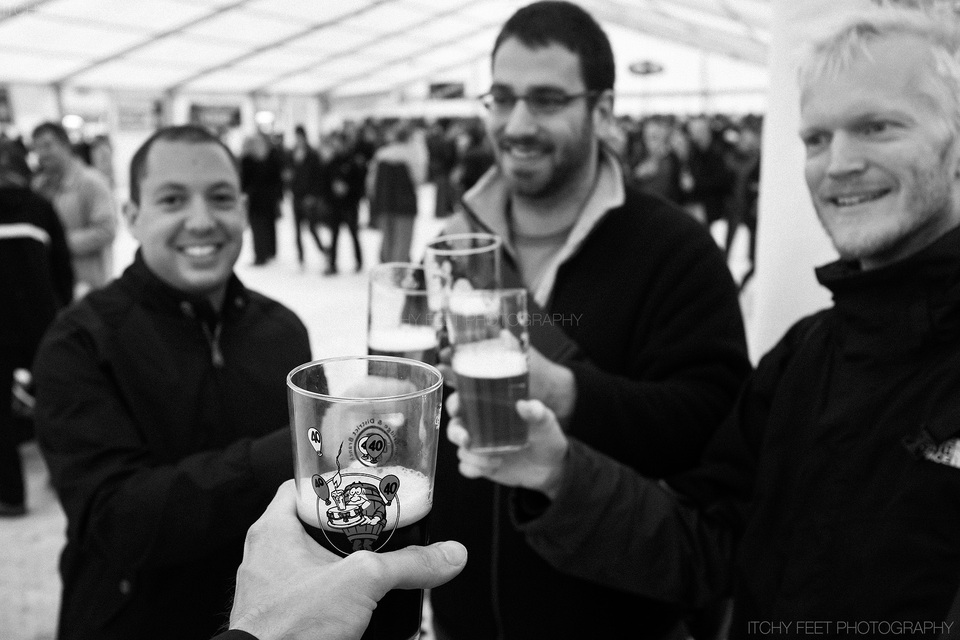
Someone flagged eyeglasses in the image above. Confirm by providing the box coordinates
[478,88,599,116]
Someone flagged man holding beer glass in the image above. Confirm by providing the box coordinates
[428,3,751,640]
[445,4,960,633]
[32,125,313,640]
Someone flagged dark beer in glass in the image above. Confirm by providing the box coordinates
[288,356,443,640]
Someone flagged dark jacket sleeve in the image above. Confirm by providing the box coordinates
[32,309,300,570]
[513,439,736,608]
[513,315,818,606]
[563,204,751,477]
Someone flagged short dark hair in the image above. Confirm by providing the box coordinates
[492,1,615,94]
[31,121,71,147]
[128,125,238,206]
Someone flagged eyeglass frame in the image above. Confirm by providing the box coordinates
[477,87,602,116]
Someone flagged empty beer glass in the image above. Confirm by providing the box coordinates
[446,288,529,452]
[288,356,444,640]
[367,263,439,364]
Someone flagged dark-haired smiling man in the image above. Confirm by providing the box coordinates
[33,125,311,640]
[430,2,751,639]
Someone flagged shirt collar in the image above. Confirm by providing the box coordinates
[462,146,626,306]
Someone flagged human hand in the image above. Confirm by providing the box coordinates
[446,396,569,500]
[527,346,576,423]
[229,480,468,640]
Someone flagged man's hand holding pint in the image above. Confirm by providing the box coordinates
[445,394,570,500]
[227,480,467,640]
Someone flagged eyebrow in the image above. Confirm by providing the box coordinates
[150,180,239,194]
[490,82,569,92]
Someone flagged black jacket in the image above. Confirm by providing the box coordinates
[518,226,960,638]
[287,146,324,200]
[0,185,73,363]
[429,157,751,640]
[33,253,311,640]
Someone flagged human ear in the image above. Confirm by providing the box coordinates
[123,201,145,244]
[592,89,615,130]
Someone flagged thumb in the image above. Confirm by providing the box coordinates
[516,399,551,426]
[380,541,468,591]
[445,392,461,418]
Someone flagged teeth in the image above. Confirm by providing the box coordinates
[508,147,542,159]
[831,191,887,207]
[182,245,217,257]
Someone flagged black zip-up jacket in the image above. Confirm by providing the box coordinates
[515,226,960,638]
[429,155,751,640]
[33,253,311,640]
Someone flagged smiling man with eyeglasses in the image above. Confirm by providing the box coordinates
[429,3,751,640]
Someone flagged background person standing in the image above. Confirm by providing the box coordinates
[0,139,73,517]
[240,133,284,266]
[286,125,329,269]
[31,121,116,297]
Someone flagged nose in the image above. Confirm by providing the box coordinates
[183,195,216,232]
[825,131,867,178]
[501,98,539,138]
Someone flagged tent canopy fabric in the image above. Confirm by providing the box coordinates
[0,0,771,98]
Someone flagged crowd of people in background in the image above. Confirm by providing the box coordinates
[0,108,761,286]
[231,109,760,283]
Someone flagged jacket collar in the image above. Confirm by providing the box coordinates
[461,146,626,307]
[816,224,960,358]
[120,250,250,326]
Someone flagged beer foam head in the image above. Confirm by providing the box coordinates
[448,292,498,317]
[452,342,528,378]
[368,325,438,352]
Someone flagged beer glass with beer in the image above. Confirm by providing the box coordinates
[422,233,502,340]
[288,356,444,640]
[367,263,438,364]
[446,288,529,452]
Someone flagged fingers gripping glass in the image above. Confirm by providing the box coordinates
[479,88,599,116]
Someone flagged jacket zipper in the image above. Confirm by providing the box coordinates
[201,323,225,368]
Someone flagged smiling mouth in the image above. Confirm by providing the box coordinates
[828,189,891,207]
[179,244,221,258]
[500,139,550,160]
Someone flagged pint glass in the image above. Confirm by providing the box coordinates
[367,263,439,364]
[446,288,529,452]
[423,232,502,341]
[288,356,444,640]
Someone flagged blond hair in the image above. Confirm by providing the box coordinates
[797,3,960,132]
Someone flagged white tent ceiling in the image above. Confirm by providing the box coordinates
[0,0,771,98]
